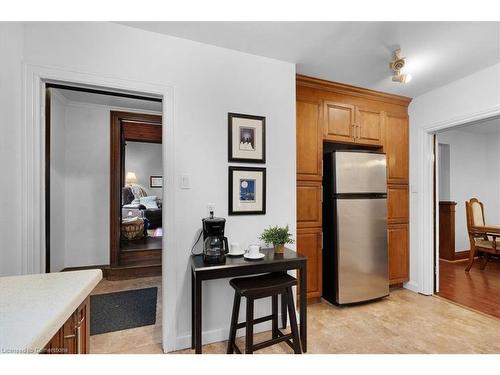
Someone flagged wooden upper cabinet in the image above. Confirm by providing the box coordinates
[323,101,355,143]
[356,107,383,146]
[297,180,322,228]
[385,113,409,184]
[297,98,322,180]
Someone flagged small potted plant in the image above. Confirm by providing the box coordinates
[259,225,294,254]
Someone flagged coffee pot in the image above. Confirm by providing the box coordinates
[202,212,229,264]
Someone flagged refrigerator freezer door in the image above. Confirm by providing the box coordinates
[335,152,387,194]
[336,198,388,304]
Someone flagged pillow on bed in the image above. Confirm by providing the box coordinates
[139,196,158,209]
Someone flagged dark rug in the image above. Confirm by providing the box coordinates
[90,287,157,335]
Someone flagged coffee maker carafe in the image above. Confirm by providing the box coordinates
[202,212,229,264]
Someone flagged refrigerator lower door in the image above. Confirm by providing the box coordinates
[336,198,388,304]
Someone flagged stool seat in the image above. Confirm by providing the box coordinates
[229,273,297,297]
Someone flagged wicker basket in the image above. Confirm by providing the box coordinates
[121,218,144,240]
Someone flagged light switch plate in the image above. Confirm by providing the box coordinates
[180,174,191,189]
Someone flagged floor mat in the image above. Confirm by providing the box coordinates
[90,287,157,335]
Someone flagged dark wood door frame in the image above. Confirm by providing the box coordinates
[110,111,162,267]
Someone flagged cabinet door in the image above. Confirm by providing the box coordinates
[387,184,409,224]
[356,107,383,146]
[297,181,322,228]
[297,98,322,181]
[385,113,409,184]
[75,297,90,354]
[323,101,355,143]
[62,311,77,354]
[297,228,322,299]
[388,223,409,284]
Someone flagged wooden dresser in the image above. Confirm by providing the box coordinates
[296,75,411,303]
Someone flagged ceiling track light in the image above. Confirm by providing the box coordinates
[390,48,412,84]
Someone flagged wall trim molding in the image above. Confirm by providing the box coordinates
[21,63,177,352]
[416,104,500,295]
[296,74,413,106]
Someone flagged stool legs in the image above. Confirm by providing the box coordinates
[272,295,278,339]
[227,292,241,354]
[245,297,254,354]
[285,287,302,354]
[281,294,287,329]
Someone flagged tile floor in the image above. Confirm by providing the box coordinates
[90,276,500,354]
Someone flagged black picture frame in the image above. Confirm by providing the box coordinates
[149,175,163,188]
[228,166,266,215]
[228,112,266,163]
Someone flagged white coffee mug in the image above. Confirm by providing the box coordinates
[248,245,260,257]
[230,243,240,254]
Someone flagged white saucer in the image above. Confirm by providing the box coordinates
[227,250,245,257]
[244,252,265,260]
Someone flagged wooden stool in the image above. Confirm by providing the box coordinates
[227,273,301,354]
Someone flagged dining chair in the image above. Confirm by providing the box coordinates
[464,198,499,271]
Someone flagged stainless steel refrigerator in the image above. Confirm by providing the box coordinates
[323,150,389,304]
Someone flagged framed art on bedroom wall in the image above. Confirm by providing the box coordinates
[228,113,266,163]
[228,166,266,215]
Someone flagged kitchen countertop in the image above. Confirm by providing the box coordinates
[0,269,102,354]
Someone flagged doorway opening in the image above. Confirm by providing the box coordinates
[109,111,163,279]
[45,83,163,279]
[433,116,500,319]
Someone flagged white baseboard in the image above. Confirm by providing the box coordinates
[403,281,420,294]
[173,312,293,352]
[174,321,273,351]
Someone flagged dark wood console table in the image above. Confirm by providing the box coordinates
[190,247,307,354]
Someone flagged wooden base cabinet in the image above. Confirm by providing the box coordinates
[388,223,409,284]
[297,228,322,301]
[42,297,90,354]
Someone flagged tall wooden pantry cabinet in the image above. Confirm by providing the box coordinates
[296,75,411,303]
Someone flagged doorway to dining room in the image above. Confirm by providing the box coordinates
[109,111,163,279]
[434,116,500,318]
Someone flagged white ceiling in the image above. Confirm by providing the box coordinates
[119,21,500,98]
[53,88,162,112]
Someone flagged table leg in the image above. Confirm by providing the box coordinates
[191,270,195,349]
[195,276,202,354]
[299,263,307,352]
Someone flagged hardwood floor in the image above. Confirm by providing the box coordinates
[89,276,500,354]
[437,258,500,319]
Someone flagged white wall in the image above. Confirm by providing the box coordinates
[438,143,450,201]
[409,62,500,293]
[1,22,296,350]
[125,141,163,199]
[62,104,111,268]
[49,93,67,272]
[437,129,500,252]
[0,24,23,276]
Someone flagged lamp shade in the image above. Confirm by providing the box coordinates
[125,172,137,185]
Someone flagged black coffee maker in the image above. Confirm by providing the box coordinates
[202,212,229,264]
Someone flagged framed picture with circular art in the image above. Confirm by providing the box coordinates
[228,113,266,163]
[228,166,266,215]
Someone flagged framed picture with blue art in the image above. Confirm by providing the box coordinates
[228,166,266,215]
